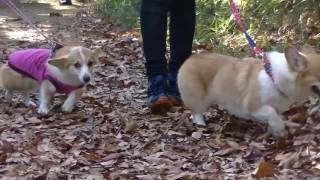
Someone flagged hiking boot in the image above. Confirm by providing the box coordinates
[167,73,182,106]
[148,74,172,114]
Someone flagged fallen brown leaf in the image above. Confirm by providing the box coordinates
[136,174,157,180]
[289,112,306,123]
[0,151,7,163]
[26,117,42,124]
[276,137,289,150]
[311,164,320,176]
[102,153,123,162]
[252,160,275,178]
[278,152,299,168]
[1,140,14,153]
[83,152,102,162]
[166,172,197,180]
[191,131,202,140]
[124,120,137,133]
[49,12,62,17]
[32,171,48,180]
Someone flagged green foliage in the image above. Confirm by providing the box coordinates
[94,0,320,56]
[93,0,141,29]
[195,0,233,44]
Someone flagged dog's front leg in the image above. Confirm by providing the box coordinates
[62,89,82,113]
[38,81,55,115]
[252,105,288,137]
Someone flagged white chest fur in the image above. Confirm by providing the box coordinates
[258,52,297,113]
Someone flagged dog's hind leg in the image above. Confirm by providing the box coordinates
[5,90,13,105]
[192,113,206,125]
[191,97,212,126]
[178,74,208,126]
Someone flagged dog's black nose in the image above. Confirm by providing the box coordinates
[83,76,90,83]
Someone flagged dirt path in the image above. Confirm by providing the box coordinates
[0,0,83,50]
[0,1,320,179]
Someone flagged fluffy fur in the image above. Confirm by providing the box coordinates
[178,44,320,137]
[0,46,104,114]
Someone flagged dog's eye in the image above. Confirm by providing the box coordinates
[88,61,93,67]
[74,62,81,68]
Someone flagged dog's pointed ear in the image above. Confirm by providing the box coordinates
[91,48,106,63]
[285,46,308,72]
[48,56,69,69]
[301,44,316,54]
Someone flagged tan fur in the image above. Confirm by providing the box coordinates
[0,64,37,91]
[179,53,262,112]
[178,45,320,137]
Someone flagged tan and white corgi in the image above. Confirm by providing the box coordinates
[0,46,104,115]
[178,44,320,137]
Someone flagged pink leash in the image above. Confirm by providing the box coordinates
[228,0,274,81]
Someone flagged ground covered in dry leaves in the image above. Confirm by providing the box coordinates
[0,2,320,180]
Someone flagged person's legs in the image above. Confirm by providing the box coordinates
[141,0,169,78]
[140,0,172,113]
[168,0,195,104]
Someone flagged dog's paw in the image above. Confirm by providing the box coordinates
[62,103,74,113]
[269,125,288,138]
[192,114,206,126]
[25,100,37,108]
[284,121,300,128]
[37,106,49,115]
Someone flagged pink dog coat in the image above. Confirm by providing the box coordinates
[8,49,82,94]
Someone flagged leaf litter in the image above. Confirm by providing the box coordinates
[0,2,319,180]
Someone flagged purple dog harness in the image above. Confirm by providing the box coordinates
[8,49,82,94]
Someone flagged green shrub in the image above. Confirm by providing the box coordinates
[93,0,141,30]
[93,0,320,54]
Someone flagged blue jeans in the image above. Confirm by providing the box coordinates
[140,0,195,77]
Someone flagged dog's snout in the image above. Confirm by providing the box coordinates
[83,76,90,83]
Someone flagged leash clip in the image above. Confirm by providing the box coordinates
[46,42,64,53]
